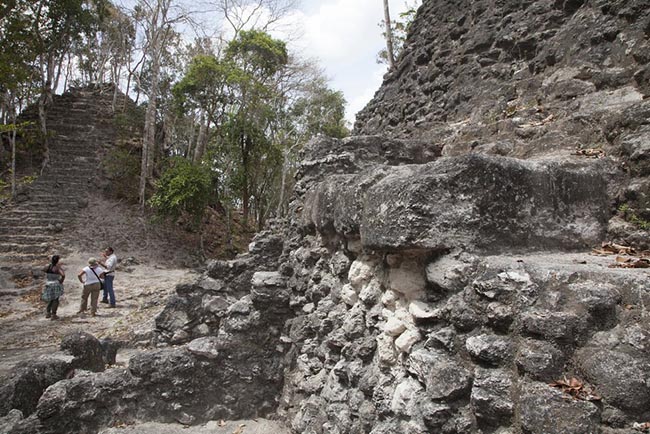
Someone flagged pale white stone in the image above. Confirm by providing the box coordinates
[394,304,411,323]
[388,261,425,298]
[395,329,421,353]
[409,300,438,319]
[340,284,358,306]
[193,323,210,336]
[187,336,220,359]
[391,376,423,416]
[425,254,475,292]
[377,333,397,365]
[303,303,315,313]
[251,271,284,288]
[498,271,532,284]
[359,279,382,304]
[348,258,375,289]
[384,317,407,336]
[381,308,394,320]
[381,289,399,307]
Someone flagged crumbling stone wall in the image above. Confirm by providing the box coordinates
[3,1,650,433]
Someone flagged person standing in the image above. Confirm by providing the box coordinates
[99,247,117,307]
[77,258,105,317]
[42,255,65,319]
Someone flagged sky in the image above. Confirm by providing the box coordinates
[286,0,418,125]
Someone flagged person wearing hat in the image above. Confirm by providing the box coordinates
[77,257,106,317]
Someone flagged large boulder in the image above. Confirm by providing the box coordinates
[60,332,105,372]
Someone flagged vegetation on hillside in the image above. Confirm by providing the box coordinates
[0,0,349,242]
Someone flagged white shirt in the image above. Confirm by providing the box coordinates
[83,265,106,285]
[105,254,117,274]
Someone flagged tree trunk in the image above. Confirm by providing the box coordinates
[10,113,17,200]
[241,135,250,226]
[193,109,207,163]
[383,0,396,70]
[139,59,159,208]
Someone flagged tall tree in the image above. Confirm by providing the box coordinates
[27,0,106,166]
[383,0,396,70]
[378,1,420,67]
[134,0,186,209]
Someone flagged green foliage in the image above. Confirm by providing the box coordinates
[291,80,348,139]
[114,106,145,141]
[172,54,234,119]
[0,179,9,200]
[619,203,650,231]
[226,30,288,77]
[148,158,213,224]
[102,146,141,202]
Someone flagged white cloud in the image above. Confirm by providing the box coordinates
[283,0,417,125]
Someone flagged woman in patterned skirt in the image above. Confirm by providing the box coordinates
[42,255,65,319]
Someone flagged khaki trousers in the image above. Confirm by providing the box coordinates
[80,282,101,314]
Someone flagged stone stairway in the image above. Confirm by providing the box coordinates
[0,86,126,266]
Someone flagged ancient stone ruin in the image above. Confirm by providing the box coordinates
[1,0,650,433]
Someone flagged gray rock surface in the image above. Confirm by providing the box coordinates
[99,419,291,434]
[6,1,650,433]
[303,151,609,253]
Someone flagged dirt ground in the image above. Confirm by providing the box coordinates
[0,195,286,433]
[0,249,197,377]
[0,195,221,377]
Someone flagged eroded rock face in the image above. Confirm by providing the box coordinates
[0,332,109,421]
[5,1,650,433]
[303,151,609,252]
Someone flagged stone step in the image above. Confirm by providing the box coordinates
[0,252,52,264]
[47,156,101,164]
[1,234,55,243]
[0,242,50,254]
[0,216,69,226]
[2,208,75,218]
[0,225,55,235]
[30,184,93,193]
[14,202,73,210]
[41,169,97,178]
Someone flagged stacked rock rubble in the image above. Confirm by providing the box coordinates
[2,0,650,433]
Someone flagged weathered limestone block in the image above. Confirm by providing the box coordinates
[470,368,514,428]
[515,339,565,381]
[520,382,600,434]
[348,257,377,289]
[0,355,72,418]
[383,318,407,337]
[388,261,426,298]
[425,253,478,292]
[187,337,220,359]
[465,334,512,366]
[390,376,424,417]
[303,154,609,253]
[407,349,472,401]
[298,135,442,183]
[520,309,586,343]
[394,329,421,353]
[576,347,650,414]
[60,331,105,372]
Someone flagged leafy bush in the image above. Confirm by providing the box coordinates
[148,157,212,224]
